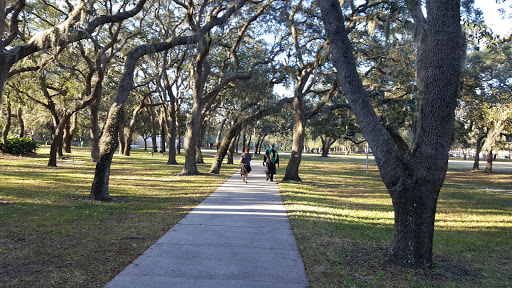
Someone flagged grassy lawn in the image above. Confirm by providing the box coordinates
[0,146,239,287]
[2,148,511,287]
[278,155,512,288]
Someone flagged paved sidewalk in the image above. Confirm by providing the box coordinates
[105,163,309,288]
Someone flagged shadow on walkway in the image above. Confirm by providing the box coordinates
[105,163,309,288]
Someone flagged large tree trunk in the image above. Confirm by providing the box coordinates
[57,138,64,157]
[210,123,242,173]
[181,101,202,174]
[160,51,179,164]
[48,114,72,167]
[258,136,266,154]
[118,126,126,156]
[227,135,237,165]
[2,98,12,150]
[195,124,206,164]
[91,150,115,201]
[182,39,208,174]
[18,106,24,138]
[0,56,9,107]
[90,44,145,200]
[247,133,252,150]
[91,104,124,201]
[215,116,228,150]
[176,100,182,155]
[124,123,135,156]
[283,96,306,182]
[320,0,463,268]
[160,112,166,152]
[160,97,178,164]
[165,99,178,165]
[90,96,101,162]
[242,131,247,151]
[47,111,61,166]
[388,182,437,267]
[124,94,148,156]
[485,148,493,173]
[165,110,178,165]
[320,137,330,157]
[255,136,261,155]
[63,113,77,153]
[147,104,158,153]
[63,117,72,153]
[473,134,485,170]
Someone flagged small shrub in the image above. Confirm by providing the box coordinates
[0,135,39,154]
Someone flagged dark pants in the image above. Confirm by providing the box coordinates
[266,173,274,181]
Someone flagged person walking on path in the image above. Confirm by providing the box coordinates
[104,163,309,288]
[240,146,252,183]
[264,144,279,181]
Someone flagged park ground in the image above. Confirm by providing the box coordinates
[0,146,511,287]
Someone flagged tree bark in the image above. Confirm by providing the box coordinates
[90,96,101,162]
[63,117,72,153]
[2,98,12,150]
[242,131,247,151]
[181,37,208,174]
[182,100,202,174]
[215,115,228,150]
[258,136,266,154]
[321,136,336,157]
[227,135,237,165]
[90,105,123,201]
[160,111,166,152]
[165,106,178,164]
[388,182,437,267]
[473,134,485,170]
[195,123,206,164]
[161,74,178,164]
[235,135,239,154]
[118,126,126,156]
[147,103,158,153]
[17,106,24,138]
[320,0,463,268]
[124,93,148,156]
[485,148,493,173]
[210,123,242,173]
[247,133,252,150]
[63,113,77,153]
[48,113,71,167]
[176,101,182,155]
[0,57,9,109]
[283,96,306,181]
[255,136,261,155]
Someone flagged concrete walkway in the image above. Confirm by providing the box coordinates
[105,163,309,288]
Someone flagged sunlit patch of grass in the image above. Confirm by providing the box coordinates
[0,146,239,287]
[279,155,512,288]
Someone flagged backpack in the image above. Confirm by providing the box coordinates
[268,149,277,164]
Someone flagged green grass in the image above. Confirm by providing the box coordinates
[277,155,512,288]
[2,148,511,287]
[0,146,239,287]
